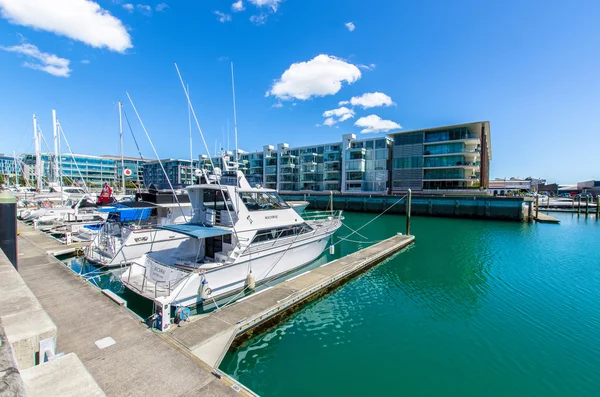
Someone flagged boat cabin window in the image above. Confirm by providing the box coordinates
[239,191,290,211]
[64,188,85,194]
[252,223,313,243]
[203,189,233,211]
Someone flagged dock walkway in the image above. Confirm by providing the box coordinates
[19,223,88,256]
[534,212,560,223]
[16,223,245,397]
[168,233,415,369]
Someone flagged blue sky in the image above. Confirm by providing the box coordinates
[0,0,598,183]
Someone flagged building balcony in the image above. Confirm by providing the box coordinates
[424,136,480,146]
[423,150,480,157]
[423,163,480,170]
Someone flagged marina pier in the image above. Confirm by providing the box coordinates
[2,218,414,396]
[282,193,534,222]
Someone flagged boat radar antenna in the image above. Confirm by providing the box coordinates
[125,92,188,223]
[231,62,239,170]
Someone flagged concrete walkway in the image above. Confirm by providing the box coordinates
[16,224,245,397]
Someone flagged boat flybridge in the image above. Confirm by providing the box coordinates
[120,170,343,326]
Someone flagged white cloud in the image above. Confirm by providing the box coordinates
[1,43,71,77]
[249,0,281,12]
[231,0,244,12]
[0,0,132,53]
[354,114,401,133]
[323,106,354,119]
[214,10,231,22]
[339,92,394,109]
[345,22,355,32]
[122,3,133,12]
[249,13,268,25]
[267,54,361,101]
[271,102,283,108]
[155,3,168,12]
[136,4,152,16]
[322,106,354,125]
[357,63,376,70]
[323,117,336,126]
[81,59,90,64]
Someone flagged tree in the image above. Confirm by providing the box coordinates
[62,176,74,186]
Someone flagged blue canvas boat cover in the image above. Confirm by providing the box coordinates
[97,204,153,222]
[157,223,232,239]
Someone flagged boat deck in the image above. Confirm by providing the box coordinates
[16,224,248,396]
[166,233,415,369]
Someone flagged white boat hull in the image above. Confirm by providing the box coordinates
[121,223,339,308]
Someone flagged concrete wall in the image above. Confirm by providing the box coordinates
[0,250,57,370]
[282,193,532,222]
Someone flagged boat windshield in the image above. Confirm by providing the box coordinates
[239,191,290,211]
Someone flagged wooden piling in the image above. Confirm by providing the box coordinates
[596,196,599,218]
[586,196,590,215]
[535,195,539,220]
[578,197,581,214]
[406,189,412,236]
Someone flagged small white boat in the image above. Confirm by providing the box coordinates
[120,170,343,318]
[85,194,193,268]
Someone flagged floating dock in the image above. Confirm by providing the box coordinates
[534,212,561,224]
[18,223,89,256]
[13,222,414,395]
[167,233,415,370]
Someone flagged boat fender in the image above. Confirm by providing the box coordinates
[199,279,211,300]
[329,243,335,255]
[174,307,191,325]
[247,271,255,290]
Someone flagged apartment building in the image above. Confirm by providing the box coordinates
[142,158,199,186]
[388,121,491,193]
[21,153,148,187]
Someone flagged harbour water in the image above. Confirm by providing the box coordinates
[220,212,600,396]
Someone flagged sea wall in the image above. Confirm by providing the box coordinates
[282,193,533,222]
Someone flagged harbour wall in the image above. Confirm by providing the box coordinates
[282,193,533,222]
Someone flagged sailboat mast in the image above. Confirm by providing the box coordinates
[119,101,125,193]
[52,109,59,184]
[231,62,239,168]
[13,150,18,187]
[33,114,41,190]
[188,85,193,170]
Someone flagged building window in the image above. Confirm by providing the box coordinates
[393,157,423,169]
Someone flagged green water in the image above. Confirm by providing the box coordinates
[220,212,600,396]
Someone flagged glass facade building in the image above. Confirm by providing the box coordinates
[389,122,491,193]
[21,153,149,187]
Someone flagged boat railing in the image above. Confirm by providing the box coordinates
[126,259,188,299]
[302,210,344,221]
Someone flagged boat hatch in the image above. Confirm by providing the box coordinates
[157,223,231,239]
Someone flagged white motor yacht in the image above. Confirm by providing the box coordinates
[120,170,343,314]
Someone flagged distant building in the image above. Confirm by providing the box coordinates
[0,154,20,176]
[21,153,149,187]
[489,178,545,195]
[388,121,491,193]
[577,180,600,195]
[142,158,199,186]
